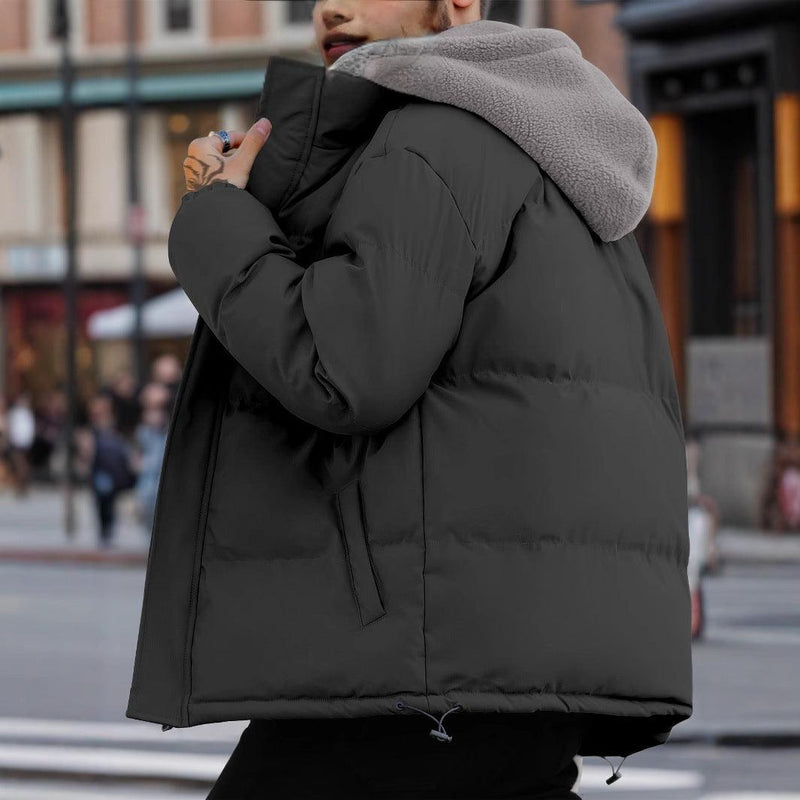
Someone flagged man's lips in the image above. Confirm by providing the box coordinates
[325,38,367,60]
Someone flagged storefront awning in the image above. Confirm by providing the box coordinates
[87,287,197,340]
[0,68,267,112]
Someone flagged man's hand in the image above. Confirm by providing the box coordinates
[182,117,272,192]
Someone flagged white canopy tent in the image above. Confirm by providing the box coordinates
[87,287,198,340]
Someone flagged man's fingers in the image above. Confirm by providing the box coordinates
[187,130,246,157]
[208,129,246,153]
[187,120,270,161]
[182,119,270,191]
[232,118,272,171]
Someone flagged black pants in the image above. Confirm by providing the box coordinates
[206,711,590,800]
[93,489,118,544]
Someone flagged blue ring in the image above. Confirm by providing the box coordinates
[212,129,231,153]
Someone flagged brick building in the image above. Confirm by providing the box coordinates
[0,0,631,406]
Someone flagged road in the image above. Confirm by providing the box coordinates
[1,556,798,797]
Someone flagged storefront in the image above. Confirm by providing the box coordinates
[615,0,800,527]
[2,282,129,408]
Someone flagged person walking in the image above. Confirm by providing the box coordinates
[126,1,693,798]
[133,381,170,535]
[7,392,36,497]
[106,369,141,442]
[84,394,136,547]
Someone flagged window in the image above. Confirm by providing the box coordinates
[686,106,763,336]
[165,0,192,32]
[286,0,314,25]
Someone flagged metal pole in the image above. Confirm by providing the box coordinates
[127,0,146,389]
[55,0,77,538]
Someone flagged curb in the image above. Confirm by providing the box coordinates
[716,548,800,566]
[715,529,800,565]
[0,548,147,566]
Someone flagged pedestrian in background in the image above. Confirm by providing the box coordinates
[133,381,170,535]
[149,353,183,419]
[35,387,67,483]
[7,392,36,497]
[83,394,136,546]
[105,369,141,441]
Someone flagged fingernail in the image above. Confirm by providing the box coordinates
[255,117,270,135]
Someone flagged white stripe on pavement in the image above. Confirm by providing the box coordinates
[579,763,704,790]
[0,744,226,781]
[0,717,245,743]
[0,782,206,800]
[701,796,800,800]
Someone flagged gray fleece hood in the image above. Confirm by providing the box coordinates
[329,19,657,243]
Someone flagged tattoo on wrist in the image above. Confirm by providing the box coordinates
[184,153,226,191]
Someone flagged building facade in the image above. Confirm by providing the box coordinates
[21,2,777,523]
[610,0,800,527]
[0,0,323,406]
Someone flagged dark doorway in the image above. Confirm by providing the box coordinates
[685,105,762,336]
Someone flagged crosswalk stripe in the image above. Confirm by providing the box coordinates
[579,764,704,790]
[0,783,205,800]
[0,744,226,780]
[0,717,245,743]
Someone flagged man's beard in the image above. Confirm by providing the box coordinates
[427,0,452,33]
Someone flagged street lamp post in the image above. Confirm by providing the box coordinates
[127,0,147,390]
[55,0,78,538]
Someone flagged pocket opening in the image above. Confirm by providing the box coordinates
[335,479,386,627]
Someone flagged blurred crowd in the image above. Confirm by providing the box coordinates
[0,353,183,547]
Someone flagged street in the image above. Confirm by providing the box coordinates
[1,545,799,796]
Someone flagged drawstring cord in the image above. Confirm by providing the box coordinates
[396,700,627,784]
[601,754,627,784]
[163,701,626,784]
[396,700,463,742]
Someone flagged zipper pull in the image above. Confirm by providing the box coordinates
[161,723,174,731]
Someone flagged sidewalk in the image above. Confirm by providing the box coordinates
[0,486,150,564]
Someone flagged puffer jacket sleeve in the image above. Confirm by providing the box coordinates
[167,146,478,435]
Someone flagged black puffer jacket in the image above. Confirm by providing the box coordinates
[126,20,692,763]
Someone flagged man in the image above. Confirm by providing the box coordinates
[126,1,693,798]
[82,393,135,546]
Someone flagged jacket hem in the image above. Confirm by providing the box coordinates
[125,702,181,728]
[127,690,690,758]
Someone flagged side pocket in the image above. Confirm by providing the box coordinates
[334,479,386,627]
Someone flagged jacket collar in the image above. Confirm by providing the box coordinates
[246,56,405,235]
